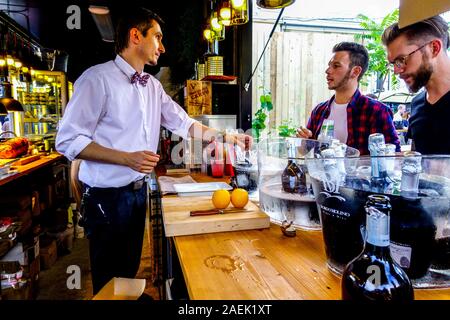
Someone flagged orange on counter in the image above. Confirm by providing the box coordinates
[230,188,249,208]
[212,189,231,209]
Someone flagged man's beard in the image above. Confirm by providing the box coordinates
[328,69,352,90]
[406,55,433,93]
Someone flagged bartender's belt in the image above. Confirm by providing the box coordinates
[83,177,147,192]
[125,177,146,191]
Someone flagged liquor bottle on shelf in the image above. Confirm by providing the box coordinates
[368,133,392,193]
[281,139,307,194]
[341,194,414,301]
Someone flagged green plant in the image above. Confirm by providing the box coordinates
[277,119,298,137]
[355,9,399,90]
[252,89,273,142]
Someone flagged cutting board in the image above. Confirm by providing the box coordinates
[162,196,270,237]
[14,155,41,166]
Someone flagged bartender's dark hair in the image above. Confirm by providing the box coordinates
[382,15,449,49]
[115,7,165,54]
[332,42,369,81]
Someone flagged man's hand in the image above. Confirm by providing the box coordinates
[77,142,160,173]
[189,122,254,150]
[125,150,160,174]
[296,126,313,139]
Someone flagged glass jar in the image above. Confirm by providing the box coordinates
[257,137,323,231]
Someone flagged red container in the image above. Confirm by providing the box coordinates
[211,159,224,178]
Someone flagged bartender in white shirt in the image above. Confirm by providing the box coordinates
[56,7,251,295]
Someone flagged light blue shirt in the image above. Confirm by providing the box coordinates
[56,55,196,187]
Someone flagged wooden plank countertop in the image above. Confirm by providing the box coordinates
[0,153,64,187]
[164,172,450,300]
[173,223,450,300]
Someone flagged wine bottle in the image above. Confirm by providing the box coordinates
[389,152,436,279]
[318,119,334,150]
[281,139,307,194]
[341,194,414,301]
[368,133,392,193]
[400,151,422,197]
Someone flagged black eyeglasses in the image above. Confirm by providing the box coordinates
[388,41,432,69]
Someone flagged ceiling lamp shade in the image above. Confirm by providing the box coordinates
[256,0,296,9]
[89,5,115,42]
[0,101,7,115]
[0,81,24,112]
[230,0,249,25]
[0,98,23,112]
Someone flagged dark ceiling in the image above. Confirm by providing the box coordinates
[2,0,219,83]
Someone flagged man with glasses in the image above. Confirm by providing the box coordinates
[382,15,450,154]
[296,42,400,155]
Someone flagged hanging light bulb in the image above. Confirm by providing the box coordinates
[218,1,232,26]
[230,0,248,25]
[211,14,222,31]
[232,0,245,8]
[6,56,14,66]
[211,12,225,41]
[203,28,213,41]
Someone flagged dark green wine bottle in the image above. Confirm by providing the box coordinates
[341,194,414,301]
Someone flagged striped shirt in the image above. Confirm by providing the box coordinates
[306,89,400,155]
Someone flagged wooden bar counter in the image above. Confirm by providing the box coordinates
[0,153,64,187]
[165,174,450,300]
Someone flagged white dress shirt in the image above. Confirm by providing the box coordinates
[56,55,196,187]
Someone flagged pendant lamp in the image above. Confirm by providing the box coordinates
[256,0,296,9]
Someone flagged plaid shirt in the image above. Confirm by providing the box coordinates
[306,89,400,155]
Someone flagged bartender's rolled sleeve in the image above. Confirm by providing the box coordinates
[62,135,93,161]
[55,69,105,161]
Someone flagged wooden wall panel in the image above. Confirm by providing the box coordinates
[252,25,356,134]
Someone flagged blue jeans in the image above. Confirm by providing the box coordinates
[80,181,147,295]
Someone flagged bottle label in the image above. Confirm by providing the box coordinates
[366,207,389,247]
[319,204,350,220]
[390,241,412,268]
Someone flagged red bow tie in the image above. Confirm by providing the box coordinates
[131,72,150,86]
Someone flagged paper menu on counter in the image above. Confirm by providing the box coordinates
[157,175,197,195]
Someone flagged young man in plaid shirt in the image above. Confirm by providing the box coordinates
[297,42,400,155]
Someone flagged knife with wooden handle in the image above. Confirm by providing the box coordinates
[190,208,248,216]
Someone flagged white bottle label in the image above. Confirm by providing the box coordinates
[390,241,412,268]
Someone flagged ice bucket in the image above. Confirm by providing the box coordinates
[306,154,450,288]
[257,137,360,231]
